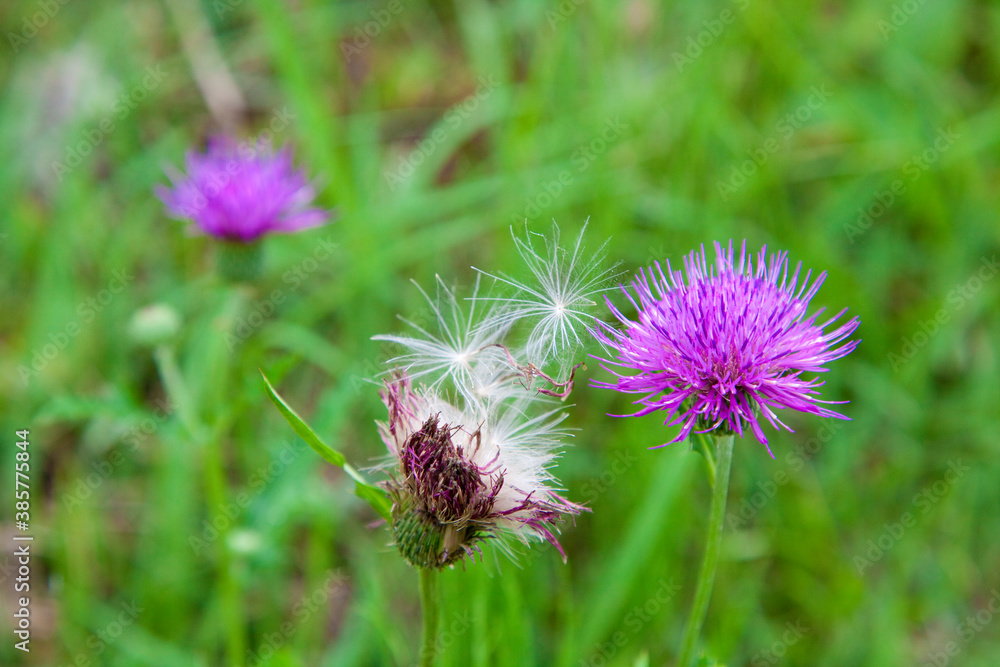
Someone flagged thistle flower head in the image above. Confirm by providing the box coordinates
[473,221,621,368]
[378,374,584,568]
[591,240,860,455]
[370,224,604,567]
[156,137,329,242]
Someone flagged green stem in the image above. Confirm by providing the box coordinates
[418,567,440,667]
[216,240,263,282]
[154,344,245,665]
[676,433,735,667]
[203,425,244,665]
[693,432,717,489]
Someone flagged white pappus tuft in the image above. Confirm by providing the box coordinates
[372,274,509,405]
[472,220,621,369]
[371,221,612,566]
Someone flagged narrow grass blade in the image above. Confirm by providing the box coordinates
[261,370,392,521]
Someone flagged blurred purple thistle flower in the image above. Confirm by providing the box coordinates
[591,240,860,455]
[156,137,330,243]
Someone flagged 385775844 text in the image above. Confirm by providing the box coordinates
[14,428,33,653]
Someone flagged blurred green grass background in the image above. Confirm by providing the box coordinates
[1,0,999,665]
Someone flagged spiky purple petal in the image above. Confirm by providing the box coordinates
[591,240,860,453]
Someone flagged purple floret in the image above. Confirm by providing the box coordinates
[379,374,585,567]
[156,137,329,242]
[591,240,860,454]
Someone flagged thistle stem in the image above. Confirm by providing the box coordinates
[692,432,717,489]
[676,433,734,667]
[216,240,262,282]
[154,344,244,664]
[418,567,440,667]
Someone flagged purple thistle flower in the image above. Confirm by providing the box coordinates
[378,374,584,568]
[156,137,330,242]
[591,240,860,455]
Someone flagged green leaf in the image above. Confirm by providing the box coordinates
[260,370,392,521]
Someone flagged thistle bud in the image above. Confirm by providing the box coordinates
[128,303,181,347]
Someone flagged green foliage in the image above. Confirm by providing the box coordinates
[261,370,392,522]
[1,0,998,665]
